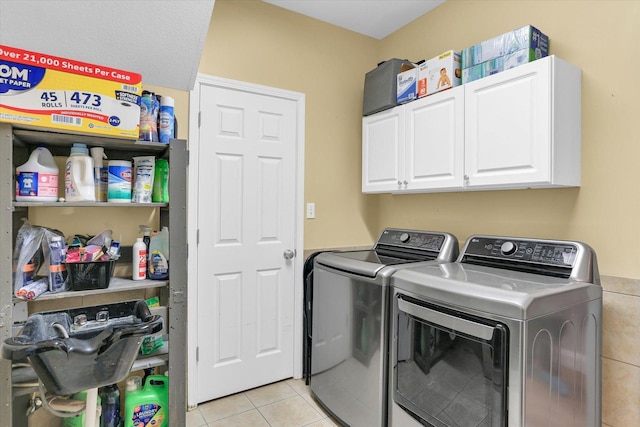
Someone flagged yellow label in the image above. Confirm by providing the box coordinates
[0,44,141,139]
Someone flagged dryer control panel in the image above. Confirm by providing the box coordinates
[464,236,578,267]
[376,229,445,251]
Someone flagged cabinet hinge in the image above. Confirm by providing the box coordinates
[196,229,200,245]
[196,346,199,362]
[198,111,201,128]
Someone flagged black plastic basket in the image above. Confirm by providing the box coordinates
[66,260,116,291]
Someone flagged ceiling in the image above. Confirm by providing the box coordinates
[0,1,444,90]
[0,0,215,90]
[263,0,446,39]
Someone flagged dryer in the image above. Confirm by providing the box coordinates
[389,235,602,427]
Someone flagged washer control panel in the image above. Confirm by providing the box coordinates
[377,229,445,251]
[464,236,578,267]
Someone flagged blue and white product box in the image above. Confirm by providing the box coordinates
[396,63,418,104]
[461,25,549,70]
[418,50,461,97]
[462,48,542,84]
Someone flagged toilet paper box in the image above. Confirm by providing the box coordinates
[0,44,142,139]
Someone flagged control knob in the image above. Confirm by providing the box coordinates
[400,232,410,243]
[500,241,517,256]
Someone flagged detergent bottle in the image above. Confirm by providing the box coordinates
[148,227,169,280]
[15,146,59,202]
[65,143,95,201]
[124,375,168,427]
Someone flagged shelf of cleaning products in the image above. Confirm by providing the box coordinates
[17,278,169,302]
[12,129,169,156]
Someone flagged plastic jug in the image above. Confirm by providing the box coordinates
[15,146,59,202]
[124,375,168,427]
[65,143,96,201]
[148,227,169,280]
[61,389,101,427]
[152,159,169,203]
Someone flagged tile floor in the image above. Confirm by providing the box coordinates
[186,378,339,427]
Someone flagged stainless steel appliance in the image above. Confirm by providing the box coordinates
[310,228,459,427]
[389,235,602,427]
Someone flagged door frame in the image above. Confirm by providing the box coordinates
[187,75,305,407]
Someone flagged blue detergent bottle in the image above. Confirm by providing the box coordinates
[148,227,169,280]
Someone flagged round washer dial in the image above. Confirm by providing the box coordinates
[501,241,517,256]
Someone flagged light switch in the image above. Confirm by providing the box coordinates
[306,202,315,219]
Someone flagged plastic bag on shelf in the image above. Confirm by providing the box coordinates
[12,220,67,296]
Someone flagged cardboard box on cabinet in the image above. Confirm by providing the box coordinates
[462,48,544,84]
[0,44,142,139]
[418,50,461,97]
[461,25,549,70]
[396,63,419,104]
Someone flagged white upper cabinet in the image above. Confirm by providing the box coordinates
[362,56,581,194]
[464,56,581,190]
[362,106,404,193]
[362,86,464,193]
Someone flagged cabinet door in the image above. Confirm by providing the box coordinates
[404,86,464,192]
[362,107,404,193]
[465,58,551,189]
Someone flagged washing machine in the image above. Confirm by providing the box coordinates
[389,235,602,427]
[309,228,459,427]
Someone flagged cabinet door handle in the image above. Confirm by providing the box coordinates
[397,180,402,186]
[403,180,408,185]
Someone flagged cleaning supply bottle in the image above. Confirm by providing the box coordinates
[107,160,132,203]
[15,146,59,202]
[48,235,68,293]
[65,143,96,202]
[148,227,169,280]
[132,237,147,281]
[99,383,122,427]
[62,390,101,427]
[139,225,152,278]
[90,147,108,202]
[124,375,168,427]
[139,92,159,142]
[158,96,175,143]
[152,159,169,203]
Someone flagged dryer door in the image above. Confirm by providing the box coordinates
[392,293,509,427]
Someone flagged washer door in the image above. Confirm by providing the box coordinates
[392,294,508,427]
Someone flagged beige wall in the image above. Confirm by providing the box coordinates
[197,0,380,248]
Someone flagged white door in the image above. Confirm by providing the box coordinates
[362,106,404,193]
[464,58,551,188]
[405,86,464,192]
[189,76,305,404]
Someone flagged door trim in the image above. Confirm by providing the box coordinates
[187,75,305,408]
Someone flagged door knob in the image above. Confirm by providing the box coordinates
[283,249,295,260]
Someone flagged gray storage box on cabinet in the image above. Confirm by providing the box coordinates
[363,58,414,116]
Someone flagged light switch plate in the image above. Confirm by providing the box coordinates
[306,202,315,219]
